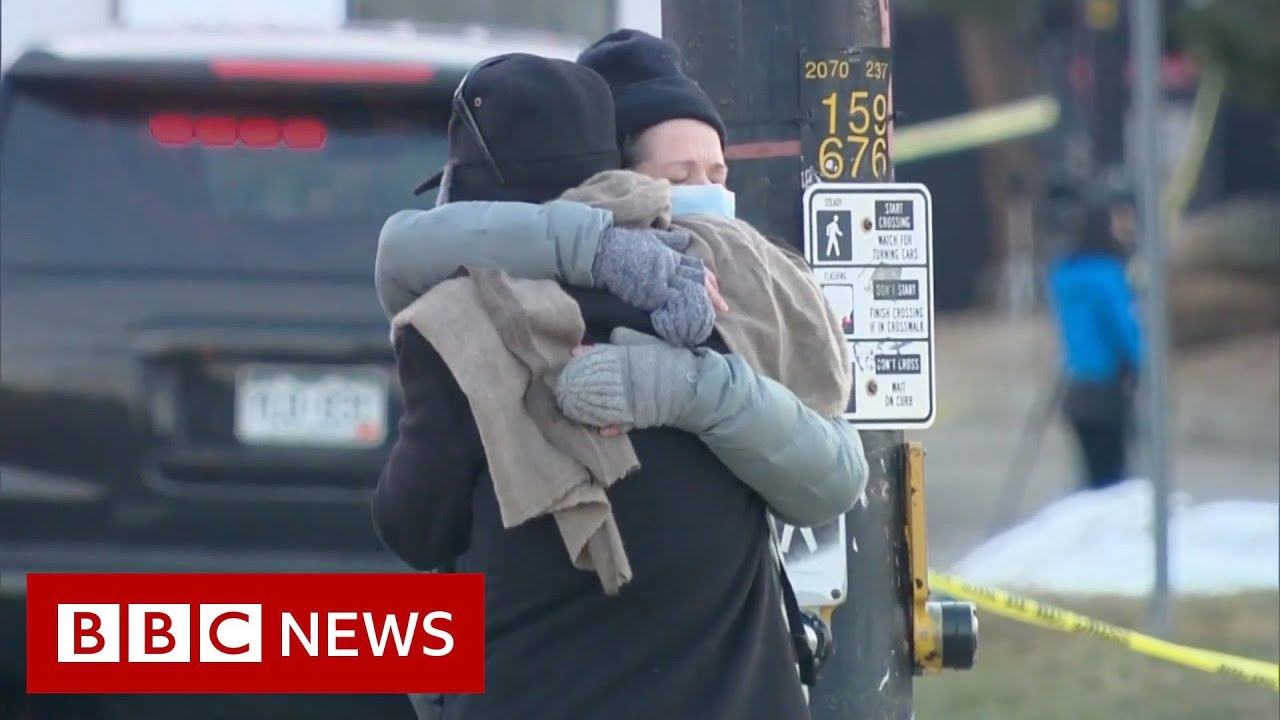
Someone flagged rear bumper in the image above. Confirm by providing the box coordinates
[0,542,405,594]
[1,464,402,588]
[147,447,384,504]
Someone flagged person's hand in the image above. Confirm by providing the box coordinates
[657,234,728,314]
[650,274,715,347]
[593,226,695,312]
[705,270,728,314]
[594,226,728,316]
[593,226,726,347]
[556,328,703,434]
[568,345,623,438]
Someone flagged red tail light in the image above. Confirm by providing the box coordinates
[148,114,327,150]
[210,59,435,84]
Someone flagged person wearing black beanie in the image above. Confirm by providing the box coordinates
[579,29,731,189]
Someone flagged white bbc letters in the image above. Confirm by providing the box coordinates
[199,604,263,663]
[127,603,192,662]
[57,604,121,663]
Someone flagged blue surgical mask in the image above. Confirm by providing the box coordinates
[669,183,736,218]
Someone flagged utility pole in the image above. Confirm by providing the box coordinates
[664,1,914,717]
[1086,0,1127,168]
[1041,0,1094,191]
[1128,0,1172,638]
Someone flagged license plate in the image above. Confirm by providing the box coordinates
[234,365,389,449]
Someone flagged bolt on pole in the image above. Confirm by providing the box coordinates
[1128,0,1172,637]
[662,0,914,716]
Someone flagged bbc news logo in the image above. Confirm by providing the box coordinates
[59,603,266,663]
[27,573,484,694]
[58,604,456,664]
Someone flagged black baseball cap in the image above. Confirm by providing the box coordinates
[413,53,622,198]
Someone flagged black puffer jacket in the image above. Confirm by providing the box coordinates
[373,288,809,720]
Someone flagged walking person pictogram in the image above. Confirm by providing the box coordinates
[825,215,843,257]
[814,210,854,262]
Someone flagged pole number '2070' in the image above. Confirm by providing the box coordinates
[803,59,890,80]
[803,57,892,181]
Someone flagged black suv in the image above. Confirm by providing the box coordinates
[0,22,581,720]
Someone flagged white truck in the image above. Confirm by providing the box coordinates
[3,0,660,72]
[2,0,113,70]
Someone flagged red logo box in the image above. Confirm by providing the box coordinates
[26,573,484,694]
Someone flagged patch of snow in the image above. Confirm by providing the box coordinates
[951,479,1280,596]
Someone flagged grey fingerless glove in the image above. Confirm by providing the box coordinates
[593,226,696,311]
[555,328,706,432]
[593,226,715,347]
[650,274,715,348]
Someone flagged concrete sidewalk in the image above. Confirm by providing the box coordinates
[914,313,1279,567]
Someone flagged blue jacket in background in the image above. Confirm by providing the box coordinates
[1047,254,1144,382]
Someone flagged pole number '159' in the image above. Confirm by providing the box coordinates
[818,91,890,180]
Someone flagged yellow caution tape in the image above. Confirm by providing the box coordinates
[929,571,1280,693]
[893,95,1060,165]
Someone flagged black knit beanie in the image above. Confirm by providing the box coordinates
[577,29,726,149]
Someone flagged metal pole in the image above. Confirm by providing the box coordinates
[663,0,914,716]
[1128,0,1171,637]
[1042,1,1094,188]
[1087,0,1128,168]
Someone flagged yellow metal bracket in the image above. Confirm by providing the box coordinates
[905,441,978,674]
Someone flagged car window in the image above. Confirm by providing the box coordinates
[0,81,449,275]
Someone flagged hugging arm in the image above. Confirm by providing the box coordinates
[690,352,868,527]
[557,329,868,527]
[372,328,486,570]
[375,200,610,319]
[376,201,702,331]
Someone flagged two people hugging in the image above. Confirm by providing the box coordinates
[372,30,869,720]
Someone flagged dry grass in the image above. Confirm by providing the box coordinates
[914,592,1280,720]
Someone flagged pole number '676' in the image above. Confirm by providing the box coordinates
[817,90,890,181]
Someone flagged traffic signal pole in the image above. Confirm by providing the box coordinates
[663,1,914,717]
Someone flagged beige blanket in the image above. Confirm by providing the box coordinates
[393,268,638,594]
[392,170,851,595]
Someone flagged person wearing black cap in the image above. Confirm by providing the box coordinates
[377,51,714,339]
[375,49,865,532]
[375,29,865,528]
[375,32,868,701]
[373,53,814,720]
[410,53,623,202]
